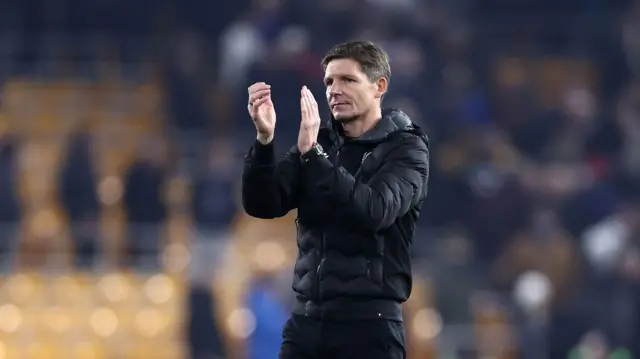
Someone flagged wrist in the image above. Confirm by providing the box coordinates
[256,133,274,145]
[300,143,327,163]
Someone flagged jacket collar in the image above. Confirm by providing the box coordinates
[326,108,417,144]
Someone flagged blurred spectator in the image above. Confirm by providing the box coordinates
[244,240,291,359]
[432,230,483,324]
[188,138,238,354]
[494,209,579,299]
[186,138,235,359]
[568,330,633,359]
[123,136,168,271]
[186,284,229,359]
[0,133,21,272]
[615,82,640,197]
[246,274,289,359]
[580,205,640,356]
[164,31,209,137]
[513,270,554,359]
[59,126,100,269]
[459,139,533,265]
[217,14,266,92]
[191,138,238,235]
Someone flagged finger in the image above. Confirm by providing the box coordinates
[304,88,318,118]
[300,88,308,118]
[251,96,270,111]
[248,82,270,94]
[249,96,271,119]
[301,88,312,126]
[304,87,314,111]
[305,88,317,107]
[249,89,271,104]
[302,88,317,123]
[306,90,319,129]
[305,89,320,138]
[300,100,308,130]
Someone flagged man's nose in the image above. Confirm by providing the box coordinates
[328,84,342,96]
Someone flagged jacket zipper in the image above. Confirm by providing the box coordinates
[333,148,342,165]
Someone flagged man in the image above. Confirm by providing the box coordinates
[242,41,430,359]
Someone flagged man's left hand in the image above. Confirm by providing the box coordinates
[298,86,321,154]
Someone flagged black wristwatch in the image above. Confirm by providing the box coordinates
[301,143,328,163]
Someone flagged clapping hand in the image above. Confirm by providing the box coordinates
[248,82,276,144]
[298,86,321,153]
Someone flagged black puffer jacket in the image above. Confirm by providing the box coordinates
[242,109,429,321]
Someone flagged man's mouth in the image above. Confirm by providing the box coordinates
[331,102,349,109]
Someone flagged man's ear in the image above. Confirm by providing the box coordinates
[375,77,388,99]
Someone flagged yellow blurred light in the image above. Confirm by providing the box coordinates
[227,308,256,339]
[44,306,71,333]
[0,304,22,332]
[0,341,5,359]
[26,343,54,359]
[90,308,118,337]
[412,308,443,340]
[143,274,174,304]
[97,274,130,303]
[53,276,82,301]
[8,274,35,302]
[73,342,101,359]
[135,308,165,338]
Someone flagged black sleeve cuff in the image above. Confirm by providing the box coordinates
[246,140,275,162]
[300,150,322,164]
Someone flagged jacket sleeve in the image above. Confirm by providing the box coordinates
[303,136,429,231]
[242,140,301,219]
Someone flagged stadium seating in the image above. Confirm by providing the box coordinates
[0,79,187,358]
[0,272,185,358]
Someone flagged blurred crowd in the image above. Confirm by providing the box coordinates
[0,0,640,358]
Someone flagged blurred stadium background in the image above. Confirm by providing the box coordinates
[0,0,639,358]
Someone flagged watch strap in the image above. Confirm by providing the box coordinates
[301,143,328,163]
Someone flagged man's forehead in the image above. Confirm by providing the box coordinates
[324,59,364,79]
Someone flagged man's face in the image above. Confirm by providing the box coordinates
[324,58,384,121]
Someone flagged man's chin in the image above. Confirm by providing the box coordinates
[333,112,357,124]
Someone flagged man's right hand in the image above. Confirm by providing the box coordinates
[248,82,276,145]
